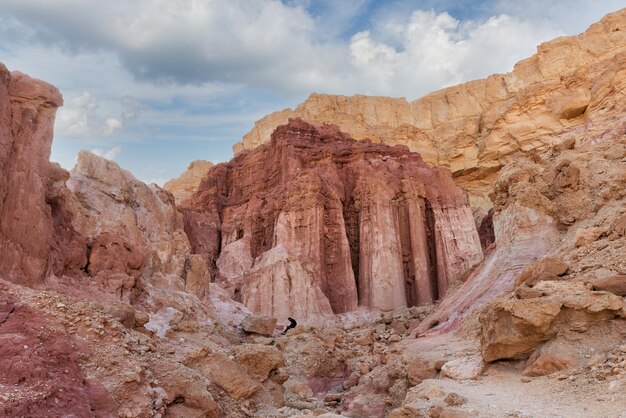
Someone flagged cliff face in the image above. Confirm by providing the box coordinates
[414,93,626,357]
[0,64,63,286]
[182,119,483,318]
[163,160,214,203]
[62,151,211,301]
[235,9,626,207]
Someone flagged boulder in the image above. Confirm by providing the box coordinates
[587,275,626,297]
[233,344,284,381]
[194,352,260,400]
[480,281,626,362]
[522,341,576,377]
[573,227,604,247]
[406,358,436,385]
[514,257,569,287]
[241,314,277,336]
[440,356,484,380]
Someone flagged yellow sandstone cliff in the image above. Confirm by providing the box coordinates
[235,9,626,208]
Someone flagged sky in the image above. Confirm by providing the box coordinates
[0,0,623,185]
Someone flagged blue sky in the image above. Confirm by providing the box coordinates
[0,0,623,184]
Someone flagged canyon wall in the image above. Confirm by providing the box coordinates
[182,119,483,318]
[234,9,625,207]
[414,58,625,343]
[164,159,214,203]
[0,64,63,286]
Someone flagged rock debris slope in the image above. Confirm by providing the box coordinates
[234,8,626,207]
[181,119,483,318]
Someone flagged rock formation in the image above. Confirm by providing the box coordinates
[64,150,210,300]
[164,159,214,203]
[0,64,63,286]
[182,119,483,318]
[234,9,626,207]
[1,8,625,418]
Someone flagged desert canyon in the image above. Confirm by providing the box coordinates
[0,8,625,418]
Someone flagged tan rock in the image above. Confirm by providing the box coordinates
[588,275,626,297]
[440,356,484,380]
[241,314,277,336]
[444,393,467,407]
[412,383,445,401]
[514,257,569,287]
[195,351,260,400]
[234,9,626,206]
[523,341,576,377]
[163,160,213,204]
[614,213,626,236]
[154,362,220,417]
[389,405,424,418]
[233,344,284,381]
[574,227,604,247]
[406,358,436,385]
[480,281,626,362]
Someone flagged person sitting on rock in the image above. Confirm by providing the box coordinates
[282,317,297,335]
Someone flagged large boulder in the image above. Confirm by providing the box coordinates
[241,314,278,336]
[480,281,625,362]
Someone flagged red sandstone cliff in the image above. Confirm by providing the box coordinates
[181,119,483,318]
[0,64,63,286]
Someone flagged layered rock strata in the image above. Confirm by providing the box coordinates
[182,119,483,318]
[234,9,626,207]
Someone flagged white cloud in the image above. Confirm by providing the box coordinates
[91,145,122,161]
[2,0,615,100]
[54,89,143,139]
[345,10,563,96]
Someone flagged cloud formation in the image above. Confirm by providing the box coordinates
[3,0,615,98]
[0,0,622,183]
[55,91,142,139]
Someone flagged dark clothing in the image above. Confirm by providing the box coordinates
[283,317,297,335]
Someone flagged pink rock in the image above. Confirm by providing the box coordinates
[0,65,63,286]
[0,280,116,417]
[182,119,483,318]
